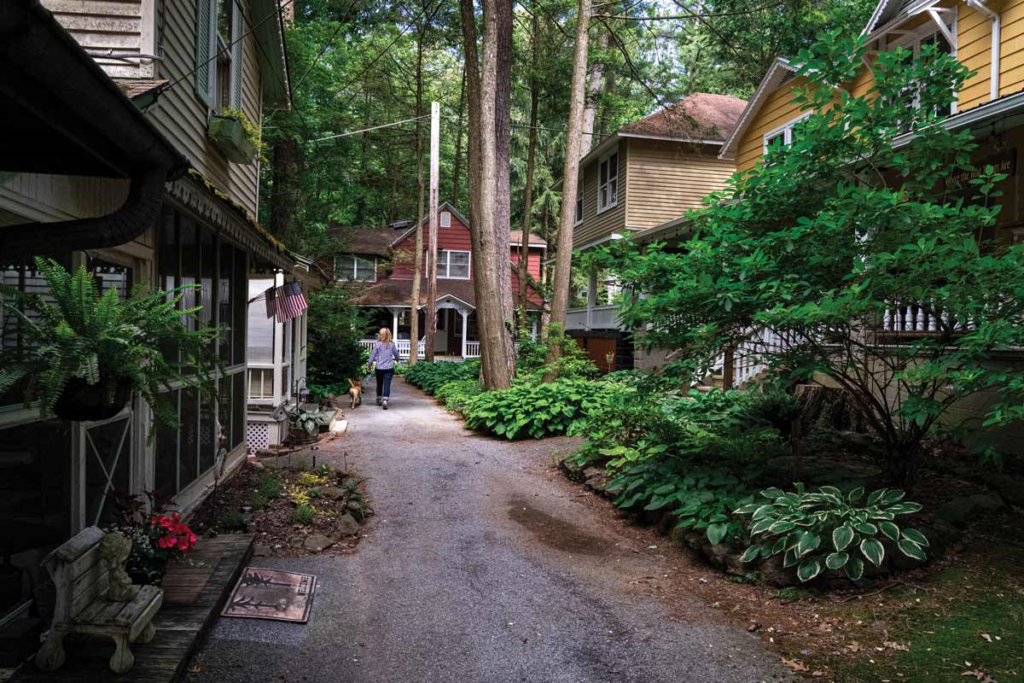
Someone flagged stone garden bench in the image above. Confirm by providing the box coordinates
[35,526,162,674]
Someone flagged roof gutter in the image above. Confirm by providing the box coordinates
[0,0,188,260]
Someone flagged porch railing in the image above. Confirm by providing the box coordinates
[881,300,976,334]
[733,328,798,389]
[465,341,480,357]
[359,339,425,359]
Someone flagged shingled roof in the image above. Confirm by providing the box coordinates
[619,93,747,142]
[325,225,397,256]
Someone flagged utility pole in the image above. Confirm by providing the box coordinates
[425,101,440,362]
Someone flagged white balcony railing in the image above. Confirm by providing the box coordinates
[881,300,977,334]
[565,304,622,331]
[359,339,425,359]
[465,341,480,357]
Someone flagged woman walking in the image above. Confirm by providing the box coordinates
[367,328,401,409]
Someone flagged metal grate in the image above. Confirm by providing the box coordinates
[247,422,270,452]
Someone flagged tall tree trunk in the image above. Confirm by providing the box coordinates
[518,6,540,318]
[581,29,607,157]
[408,29,426,366]
[269,138,301,241]
[460,0,515,389]
[546,0,592,378]
[452,65,466,207]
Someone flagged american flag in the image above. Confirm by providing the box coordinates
[264,286,277,318]
[279,282,307,321]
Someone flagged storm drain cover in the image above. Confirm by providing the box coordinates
[222,568,318,623]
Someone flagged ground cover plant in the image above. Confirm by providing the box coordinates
[463,377,612,440]
[434,379,483,415]
[404,359,481,395]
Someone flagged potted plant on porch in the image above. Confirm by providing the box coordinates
[0,257,221,427]
[208,108,260,164]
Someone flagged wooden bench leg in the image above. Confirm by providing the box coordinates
[35,631,66,671]
[109,634,135,674]
[137,622,156,644]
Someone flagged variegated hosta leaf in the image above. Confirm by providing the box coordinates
[901,528,929,547]
[860,538,885,567]
[797,558,822,582]
[897,539,926,561]
[826,552,849,570]
[845,556,864,581]
[879,521,900,541]
[833,525,854,552]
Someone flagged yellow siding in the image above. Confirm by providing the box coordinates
[147,0,264,216]
[624,139,735,230]
[736,76,809,173]
[572,141,627,247]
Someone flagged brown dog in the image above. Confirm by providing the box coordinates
[347,378,363,409]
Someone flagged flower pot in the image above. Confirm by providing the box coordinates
[288,427,319,446]
[208,116,257,164]
[53,378,132,422]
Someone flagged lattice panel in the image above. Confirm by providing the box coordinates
[247,422,270,452]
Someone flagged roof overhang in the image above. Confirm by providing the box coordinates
[252,0,291,109]
[391,201,470,246]
[0,0,187,178]
[893,90,1024,148]
[719,57,798,160]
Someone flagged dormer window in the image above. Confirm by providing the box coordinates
[335,256,376,282]
[440,211,451,228]
[598,151,618,213]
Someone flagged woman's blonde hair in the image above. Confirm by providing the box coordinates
[378,327,392,344]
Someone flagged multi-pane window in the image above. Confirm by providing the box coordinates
[437,250,470,279]
[574,177,584,225]
[335,256,376,282]
[763,112,811,155]
[598,151,618,212]
[215,0,233,111]
[890,27,956,122]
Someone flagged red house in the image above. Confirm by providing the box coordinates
[330,203,546,358]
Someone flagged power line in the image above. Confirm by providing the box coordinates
[311,115,428,143]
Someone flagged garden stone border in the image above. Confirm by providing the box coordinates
[557,452,966,588]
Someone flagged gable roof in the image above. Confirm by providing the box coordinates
[619,93,748,142]
[509,230,547,248]
[718,58,800,160]
[325,225,396,256]
[392,201,470,246]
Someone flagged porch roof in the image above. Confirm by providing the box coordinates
[351,277,543,311]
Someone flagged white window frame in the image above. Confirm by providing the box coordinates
[574,176,584,226]
[597,150,618,214]
[335,255,377,282]
[440,211,452,228]
[763,111,813,155]
[888,13,959,115]
[437,249,471,280]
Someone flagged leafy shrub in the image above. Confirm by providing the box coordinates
[405,359,480,395]
[293,504,315,525]
[296,471,329,487]
[248,491,268,510]
[435,379,483,415]
[735,484,929,582]
[306,287,368,388]
[515,327,599,382]
[257,472,281,500]
[464,379,609,440]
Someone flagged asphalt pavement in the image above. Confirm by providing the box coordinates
[186,377,790,683]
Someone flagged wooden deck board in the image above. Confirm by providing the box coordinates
[13,534,253,683]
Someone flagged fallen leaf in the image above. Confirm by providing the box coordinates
[961,671,984,679]
[884,641,911,652]
[781,657,809,673]
[980,633,993,643]
[846,641,862,653]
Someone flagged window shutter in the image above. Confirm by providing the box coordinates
[195,0,214,106]
[231,1,244,107]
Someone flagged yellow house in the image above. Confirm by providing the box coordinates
[722,0,1024,239]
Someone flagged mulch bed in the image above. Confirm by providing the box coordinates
[189,460,373,558]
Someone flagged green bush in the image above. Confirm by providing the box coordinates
[257,472,282,500]
[405,359,480,395]
[435,379,483,415]
[464,378,609,440]
[735,484,928,582]
[515,326,599,382]
[293,504,315,525]
[307,287,368,387]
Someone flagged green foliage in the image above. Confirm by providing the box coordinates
[306,287,367,389]
[247,491,269,510]
[404,360,481,395]
[0,257,220,430]
[289,403,335,435]
[217,107,263,155]
[435,379,483,415]
[736,484,928,582]
[257,472,282,500]
[464,378,610,440]
[516,325,599,382]
[293,504,316,526]
[597,34,1024,484]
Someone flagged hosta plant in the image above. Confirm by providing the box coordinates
[735,484,929,583]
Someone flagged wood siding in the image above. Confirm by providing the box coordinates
[390,211,473,280]
[738,0,1024,172]
[625,139,735,230]
[146,0,264,216]
[46,0,156,78]
[572,140,627,247]
[510,248,544,280]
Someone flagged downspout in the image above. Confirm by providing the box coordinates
[2,166,169,261]
[968,0,1000,102]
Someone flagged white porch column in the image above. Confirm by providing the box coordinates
[461,309,469,358]
[272,272,284,408]
[392,309,399,341]
[531,319,537,342]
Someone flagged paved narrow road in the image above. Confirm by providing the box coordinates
[188,378,789,683]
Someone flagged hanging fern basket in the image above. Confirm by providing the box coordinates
[53,378,133,422]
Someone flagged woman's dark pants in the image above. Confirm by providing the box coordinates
[375,368,394,400]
